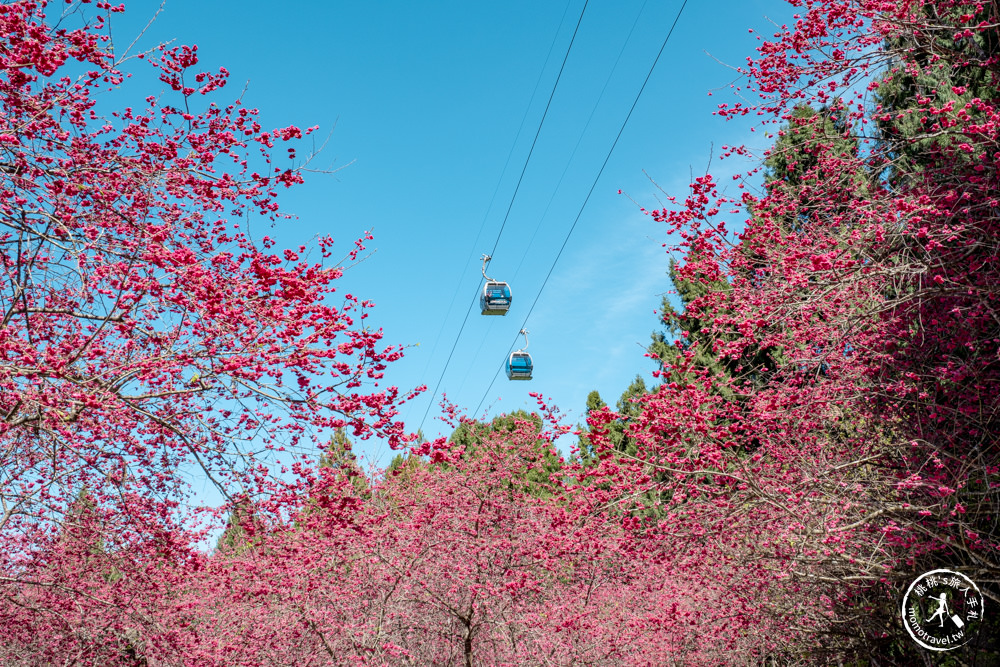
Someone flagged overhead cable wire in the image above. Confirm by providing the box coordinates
[510,0,650,283]
[488,0,591,259]
[473,0,690,418]
[417,0,588,435]
[460,0,649,400]
[416,290,478,435]
[402,0,572,431]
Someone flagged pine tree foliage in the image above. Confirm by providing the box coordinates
[449,411,562,497]
[319,427,371,497]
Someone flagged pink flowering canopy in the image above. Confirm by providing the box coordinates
[0,0,414,658]
[1,0,997,665]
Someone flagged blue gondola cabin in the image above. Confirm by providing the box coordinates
[481,281,511,316]
[506,351,533,381]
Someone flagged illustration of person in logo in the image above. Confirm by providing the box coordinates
[926,593,955,628]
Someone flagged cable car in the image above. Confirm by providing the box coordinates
[479,254,511,316]
[506,329,533,381]
[506,351,533,380]
[481,281,512,315]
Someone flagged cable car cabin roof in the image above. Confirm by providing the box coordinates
[480,281,511,316]
[506,351,532,380]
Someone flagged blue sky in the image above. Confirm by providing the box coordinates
[111,0,793,466]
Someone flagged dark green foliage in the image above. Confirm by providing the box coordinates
[218,429,369,555]
[874,4,1000,178]
[448,410,563,498]
[385,450,427,484]
[215,498,258,555]
[611,376,646,456]
[448,410,543,449]
[654,105,864,403]
[318,427,370,497]
[763,104,861,193]
[586,107,855,453]
[573,390,606,466]
[649,255,742,402]
[576,377,646,465]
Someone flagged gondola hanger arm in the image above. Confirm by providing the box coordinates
[481,254,494,282]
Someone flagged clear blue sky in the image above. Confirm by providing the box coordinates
[111,0,792,466]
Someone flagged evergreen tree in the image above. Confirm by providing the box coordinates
[385,450,427,483]
[763,104,862,194]
[448,411,562,498]
[215,498,258,555]
[318,427,371,497]
[874,3,1000,178]
[652,105,864,404]
[582,378,648,457]
[648,254,742,401]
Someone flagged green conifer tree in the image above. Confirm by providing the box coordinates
[448,410,562,498]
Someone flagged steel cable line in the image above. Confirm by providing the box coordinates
[487,0,591,259]
[509,0,649,283]
[401,0,574,431]
[473,0,690,418]
[417,0,591,435]
[457,0,650,400]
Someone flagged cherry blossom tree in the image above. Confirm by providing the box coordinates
[583,0,1000,660]
[0,1,411,659]
[148,413,762,666]
[3,0,999,664]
